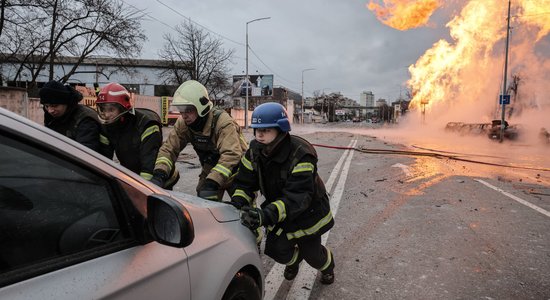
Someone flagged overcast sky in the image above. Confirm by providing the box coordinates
[129,0,457,102]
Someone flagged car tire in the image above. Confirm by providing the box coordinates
[221,271,261,300]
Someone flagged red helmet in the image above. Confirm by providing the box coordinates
[96,83,132,110]
[96,83,133,124]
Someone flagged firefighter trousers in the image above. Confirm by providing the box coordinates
[264,231,334,272]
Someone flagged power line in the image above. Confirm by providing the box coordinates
[248,46,297,86]
[131,0,301,91]
[155,0,244,47]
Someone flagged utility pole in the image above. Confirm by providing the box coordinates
[500,0,511,142]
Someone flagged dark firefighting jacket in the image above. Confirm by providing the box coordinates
[232,133,334,241]
[44,104,102,152]
[100,108,162,180]
[154,109,248,187]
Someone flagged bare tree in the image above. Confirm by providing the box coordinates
[0,0,146,90]
[158,20,234,99]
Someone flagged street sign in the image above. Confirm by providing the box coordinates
[499,94,510,105]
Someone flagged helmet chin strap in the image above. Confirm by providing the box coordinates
[99,109,131,125]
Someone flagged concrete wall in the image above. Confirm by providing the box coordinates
[1,87,295,128]
[0,86,163,124]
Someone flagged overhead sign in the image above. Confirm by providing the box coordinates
[232,74,274,97]
[499,94,510,105]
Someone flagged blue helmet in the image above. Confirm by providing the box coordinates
[251,102,291,132]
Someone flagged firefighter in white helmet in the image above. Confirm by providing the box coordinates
[151,80,248,200]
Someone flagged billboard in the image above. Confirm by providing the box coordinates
[232,74,273,97]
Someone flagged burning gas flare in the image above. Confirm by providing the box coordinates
[404,0,550,123]
[367,0,443,30]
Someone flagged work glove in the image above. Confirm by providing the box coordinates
[240,207,265,230]
[240,206,278,231]
[150,170,168,188]
[229,196,248,210]
[198,179,220,201]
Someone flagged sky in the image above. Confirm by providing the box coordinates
[128,0,454,102]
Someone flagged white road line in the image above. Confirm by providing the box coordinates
[263,139,357,300]
[391,163,412,177]
[475,179,550,218]
[324,140,357,192]
[286,139,358,300]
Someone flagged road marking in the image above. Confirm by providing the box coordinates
[391,163,412,177]
[263,139,357,300]
[475,179,550,218]
[286,139,358,300]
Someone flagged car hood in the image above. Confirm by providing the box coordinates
[168,191,240,222]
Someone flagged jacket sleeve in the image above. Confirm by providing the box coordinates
[231,149,259,207]
[98,132,114,159]
[74,118,101,152]
[267,154,317,224]
[154,117,189,175]
[139,123,162,180]
[207,116,248,186]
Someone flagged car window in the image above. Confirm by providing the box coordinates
[0,133,128,276]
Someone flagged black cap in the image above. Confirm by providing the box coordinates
[39,80,82,104]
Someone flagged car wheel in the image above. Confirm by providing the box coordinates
[221,271,261,300]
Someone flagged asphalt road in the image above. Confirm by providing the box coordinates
[165,123,550,299]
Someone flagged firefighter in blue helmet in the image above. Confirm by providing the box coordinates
[231,102,336,285]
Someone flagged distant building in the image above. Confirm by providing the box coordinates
[376,98,387,106]
[0,54,190,97]
[359,91,375,107]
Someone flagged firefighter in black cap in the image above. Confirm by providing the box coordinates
[39,80,103,154]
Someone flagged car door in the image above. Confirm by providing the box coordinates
[0,114,191,300]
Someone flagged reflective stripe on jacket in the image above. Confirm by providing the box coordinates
[154,109,248,187]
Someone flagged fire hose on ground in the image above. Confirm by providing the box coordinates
[311,143,550,173]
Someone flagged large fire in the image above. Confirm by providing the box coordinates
[369,0,550,123]
[367,0,442,30]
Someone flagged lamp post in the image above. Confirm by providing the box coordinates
[301,68,315,124]
[245,17,270,130]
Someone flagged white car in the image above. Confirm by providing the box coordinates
[0,107,264,300]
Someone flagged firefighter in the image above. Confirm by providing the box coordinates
[231,102,335,285]
[39,80,103,153]
[151,80,248,200]
[96,83,167,184]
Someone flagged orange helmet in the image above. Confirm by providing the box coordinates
[96,83,133,124]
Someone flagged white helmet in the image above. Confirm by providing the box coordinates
[172,80,212,117]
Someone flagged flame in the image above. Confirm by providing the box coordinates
[367,0,443,30]
[403,0,550,122]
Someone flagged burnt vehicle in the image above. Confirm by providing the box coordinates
[445,120,521,141]
[540,128,550,144]
[487,119,521,141]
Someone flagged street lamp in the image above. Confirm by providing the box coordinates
[301,68,315,124]
[245,17,270,130]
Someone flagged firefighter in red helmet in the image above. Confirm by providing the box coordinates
[96,83,176,186]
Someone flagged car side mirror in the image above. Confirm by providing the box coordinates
[146,194,194,248]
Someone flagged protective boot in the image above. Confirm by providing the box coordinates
[284,264,300,280]
[319,251,335,285]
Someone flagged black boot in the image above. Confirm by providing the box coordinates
[319,251,335,285]
[284,264,299,280]
[320,270,334,285]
